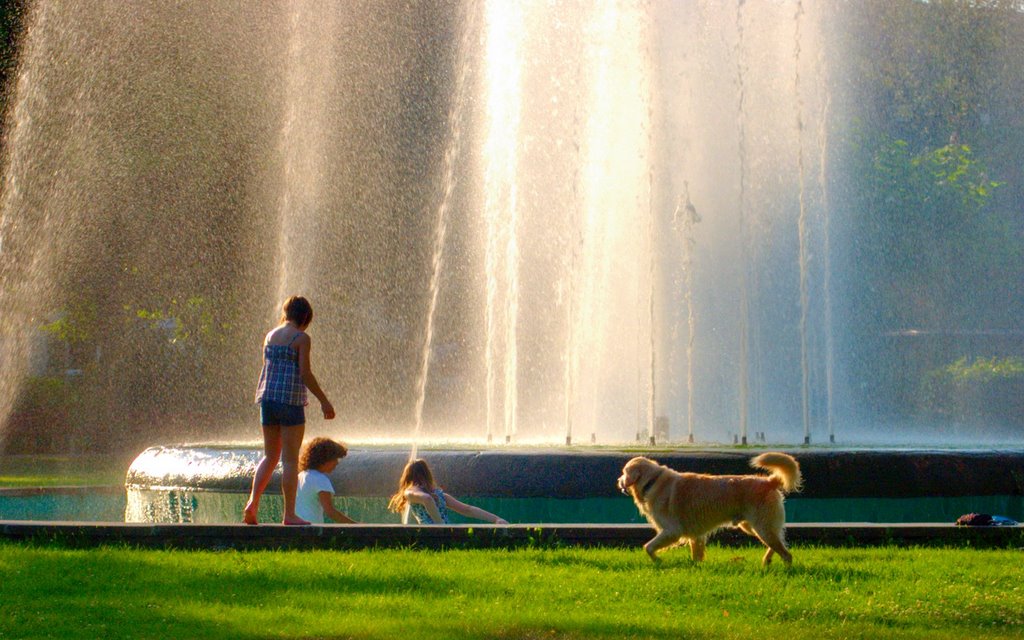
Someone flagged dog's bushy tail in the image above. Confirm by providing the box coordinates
[750,452,802,494]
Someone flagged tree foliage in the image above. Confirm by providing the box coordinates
[834,0,1024,420]
[838,0,1024,329]
[856,136,1011,331]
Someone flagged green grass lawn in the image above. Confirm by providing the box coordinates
[1,543,1021,639]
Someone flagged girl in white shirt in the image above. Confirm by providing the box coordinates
[295,437,357,524]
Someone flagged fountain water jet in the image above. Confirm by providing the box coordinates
[411,3,477,461]
[816,54,835,445]
[734,0,751,446]
[673,183,700,444]
[794,0,813,445]
[2,1,1020,459]
[275,1,338,303]
[0,0,835,450]
[481,0,524,445]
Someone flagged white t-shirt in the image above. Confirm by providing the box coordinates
[296,469,335,524]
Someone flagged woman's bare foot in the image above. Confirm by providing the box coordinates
[243,503,259,525]
[283,517,310,526]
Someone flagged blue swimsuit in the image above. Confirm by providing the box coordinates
[410,488,450,524]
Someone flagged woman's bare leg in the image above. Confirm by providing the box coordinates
[280,423,308,525]
[244,426,282,524]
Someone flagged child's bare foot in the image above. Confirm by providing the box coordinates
[283,517,310,526]
[243,503,259,525]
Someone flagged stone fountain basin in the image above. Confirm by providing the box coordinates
[126,445,1024,499]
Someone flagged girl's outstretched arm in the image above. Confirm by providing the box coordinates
[294,333,335,419]
[443,494,508,524]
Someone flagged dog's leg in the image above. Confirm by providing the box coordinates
[737,520,770,560]
[643,528,682,562]
[746,496,792,567]
[739,518,789,566]
[689,536,707,562]
[736,521,756,537]
[752,526,791,567]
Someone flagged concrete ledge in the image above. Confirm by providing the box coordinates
[1,521,1021,551]
[126,446,1024,499]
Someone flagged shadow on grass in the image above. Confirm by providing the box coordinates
[1,545,470,640]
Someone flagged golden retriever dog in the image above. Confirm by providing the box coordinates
[618,453,802,566]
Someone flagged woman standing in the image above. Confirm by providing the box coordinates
[244,296,335,525]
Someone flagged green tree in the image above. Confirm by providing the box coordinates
[835,1,1024,419]
[857,137,1007,332]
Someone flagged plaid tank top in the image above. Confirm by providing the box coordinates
[254,333,307,406]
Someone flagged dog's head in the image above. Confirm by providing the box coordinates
[618,456,659,495]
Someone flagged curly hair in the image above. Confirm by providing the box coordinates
[299,437,348,472]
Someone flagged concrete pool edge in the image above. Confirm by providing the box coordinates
[126,446,1024,499]
[1,521,1021,550]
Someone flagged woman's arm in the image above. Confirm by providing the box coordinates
[318,491,356,524]
[294,334,335,419]
[444,494,508,524]
[405,488,444,524]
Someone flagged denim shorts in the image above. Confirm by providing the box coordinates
[259,399,305,427]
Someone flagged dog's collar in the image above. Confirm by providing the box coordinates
[638,475,658,498]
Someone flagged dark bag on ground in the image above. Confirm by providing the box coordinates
[956,513,993,526]
[956,513,1018,526]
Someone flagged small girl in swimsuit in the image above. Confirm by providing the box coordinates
[244,295,335,525]
[388,458,508,525]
